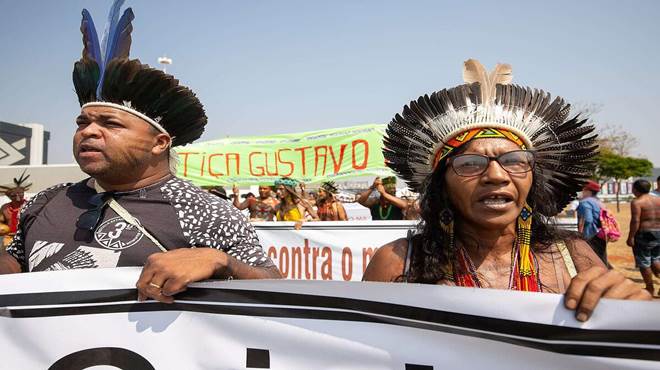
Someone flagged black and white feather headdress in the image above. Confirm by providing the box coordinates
[72,0,207,149]
[0,170,31,194]
[320,181,339,195]
[383,59,598,216]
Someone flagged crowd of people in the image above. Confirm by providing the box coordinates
[204,176,419,224]
[0,1,655,332]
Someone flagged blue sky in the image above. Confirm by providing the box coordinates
[1,0,659,164]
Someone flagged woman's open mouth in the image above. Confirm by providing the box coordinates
[478,193,515,210]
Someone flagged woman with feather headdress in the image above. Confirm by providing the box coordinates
[316,181,348,221]
[363,59,651,321]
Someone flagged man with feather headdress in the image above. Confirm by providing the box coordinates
[0,171,31,248]
[0,1,281,302]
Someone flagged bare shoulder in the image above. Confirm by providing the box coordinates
[362,238,408,282]
[565,238,607,272]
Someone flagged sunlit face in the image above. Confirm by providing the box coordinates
[444,139,533,231]
[73,106,168,181]
[258,186,271,198]
[7,189,24,203]
[317,188,328,201]
[275,185,287,200]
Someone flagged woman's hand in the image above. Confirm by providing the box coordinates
[564,266,652,322]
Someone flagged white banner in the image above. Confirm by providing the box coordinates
[254,221,415,281]
[0,268,658,369]
[253,220,577,281]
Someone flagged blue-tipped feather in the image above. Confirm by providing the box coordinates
[97,0,127,97]
[80,9,101,63]
[100,0,125,63]
[105,8,134,62]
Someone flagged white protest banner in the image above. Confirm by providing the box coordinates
[0,268,658,369]
[254,220,415,281]
[252,219,577,281]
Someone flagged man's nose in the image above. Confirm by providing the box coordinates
[78,122,103,138]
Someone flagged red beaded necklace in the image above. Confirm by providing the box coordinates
[452,242,541,292]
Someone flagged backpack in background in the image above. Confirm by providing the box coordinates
[596,207,621,242]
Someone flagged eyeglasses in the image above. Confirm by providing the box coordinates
[76,193,110,231]
[449,150,536,177]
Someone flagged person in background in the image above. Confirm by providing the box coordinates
[627,179,660,295]
[232,184,279,221]
[402,196,421,220]
[651,175,660,197]
[577,180,608,266]
[298,181,317,207]
[0,171,31,238]
[274,177,318,222]
[316,181,347,221]
[208,186,229,201]
[356,176,407,221]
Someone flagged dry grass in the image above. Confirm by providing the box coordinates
[604,202,659,296]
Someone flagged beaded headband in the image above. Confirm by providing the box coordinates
[383,59,599,216]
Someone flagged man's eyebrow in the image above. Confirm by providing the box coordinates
[76,112,121,120]
[97,113,119,119]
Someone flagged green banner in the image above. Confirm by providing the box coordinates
[175,123,395,186]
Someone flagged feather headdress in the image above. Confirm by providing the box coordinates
[72,0,207,147]
[320,181,339,194]
[383,59,598,216]
[0,170,32,194]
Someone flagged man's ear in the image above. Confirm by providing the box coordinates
[152,133,172,156]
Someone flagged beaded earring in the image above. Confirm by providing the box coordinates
[513,202,540,291]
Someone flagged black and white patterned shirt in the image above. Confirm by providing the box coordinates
[6,176,274,272]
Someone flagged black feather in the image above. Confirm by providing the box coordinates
[98,59,207,146]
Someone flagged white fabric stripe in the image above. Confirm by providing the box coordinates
[81,101,170,137]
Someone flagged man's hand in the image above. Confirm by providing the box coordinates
[136,248,227,303]
[564,266,651,322]
[232,185,239,196]
[626,237,634,247]
[0,253,21,274]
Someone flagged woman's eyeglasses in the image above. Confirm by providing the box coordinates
[76,193,110,231]
[449,150,536,177]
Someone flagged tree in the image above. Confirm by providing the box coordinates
[573,102,653,210]
[596,124,639,157]
[595,148,653,211]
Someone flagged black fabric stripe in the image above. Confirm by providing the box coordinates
[0,289,137,307]
[2,287,658,347]
[6,302,660,362]
[405,365,433,370]
[246,348,270,369]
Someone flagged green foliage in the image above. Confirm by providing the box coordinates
[595,149,653,181]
